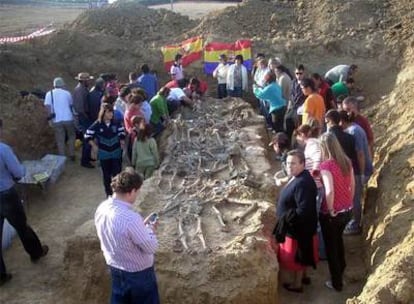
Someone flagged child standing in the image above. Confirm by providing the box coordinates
[131,123,159,179]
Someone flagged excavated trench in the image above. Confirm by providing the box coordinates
[62,97,281,304]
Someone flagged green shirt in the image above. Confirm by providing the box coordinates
[131,137,159,168]
[331,81,349,98]
[150,94,168,124]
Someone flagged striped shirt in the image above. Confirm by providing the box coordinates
[304,138,323,188]
[95,197,158,272]
[85,120,125,160]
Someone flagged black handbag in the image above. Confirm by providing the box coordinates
[46,90,56,121]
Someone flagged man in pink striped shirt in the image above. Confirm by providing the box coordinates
[95,168,159,304]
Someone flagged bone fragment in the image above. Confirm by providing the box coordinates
[212,205,226,227]
[233,202,259,224]
[210,160,220,171]
[187,177,201,189]
[222,197,256,206]
[197,156,202,171]
[168,168,177,191]
[195,215,207,250]
[189,185,207,199]
[172,188,185,200]
[210,164,229,174]
[203,149,215,159]
[178,218,189,250]
[240,156,251,173]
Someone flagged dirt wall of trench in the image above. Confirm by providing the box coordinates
[61,97,279,304]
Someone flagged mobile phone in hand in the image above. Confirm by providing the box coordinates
[149,213,159,224]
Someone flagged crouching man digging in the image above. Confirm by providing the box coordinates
[95,168,160,304]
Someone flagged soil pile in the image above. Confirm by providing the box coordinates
[61,97,279,304]
[346,0,414,303]
[70,2,197,43]
[1,1,414,303]
[0,84,54,159]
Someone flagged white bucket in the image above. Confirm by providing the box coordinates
[274,170,288,187]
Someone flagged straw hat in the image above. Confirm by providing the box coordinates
[75,72,94,81]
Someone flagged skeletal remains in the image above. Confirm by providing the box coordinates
[154,100,264,253]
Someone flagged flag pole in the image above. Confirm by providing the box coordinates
[170,0,173,10]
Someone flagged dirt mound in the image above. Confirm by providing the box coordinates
[1,1,414,303]
[70,2,197,43]
[346,1,414,302]
[61,97,279,304]
[0,84,54,159]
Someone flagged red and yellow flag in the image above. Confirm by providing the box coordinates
[203,40,252,75]
[161,36,203,71]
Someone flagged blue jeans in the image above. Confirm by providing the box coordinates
[227,86,242,97]
[347,174,363,230]
[217,84,227,99]
[110,266,160,304]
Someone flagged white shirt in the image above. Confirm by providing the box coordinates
[213,63,229,84]
[140,101,152,124]
[114,97,127,115]
[170,64,184,81]
[44,88,74,123]
[253,67,269,89]
[324,65,350,83]
[167,88,186,101]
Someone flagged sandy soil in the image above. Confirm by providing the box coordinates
[3,1,412,303]
[150,1,238,20]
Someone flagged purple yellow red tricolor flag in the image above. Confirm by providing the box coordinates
[161,36,203,71]
[203,40,252,75]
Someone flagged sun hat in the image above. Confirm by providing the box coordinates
[75,72,94,81]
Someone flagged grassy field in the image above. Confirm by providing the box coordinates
[0,4,85,36]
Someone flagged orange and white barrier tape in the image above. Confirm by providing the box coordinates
[0,26,55,45]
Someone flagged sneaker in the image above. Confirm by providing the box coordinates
[0,273,12,287]
[325,280,342,291]
[31,245,49,263]
[325,280,334,290]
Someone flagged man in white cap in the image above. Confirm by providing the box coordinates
[73,72,94,168]
[44,77,76,160]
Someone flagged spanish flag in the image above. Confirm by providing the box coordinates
[161,36,203,71]
[204,40,252,75]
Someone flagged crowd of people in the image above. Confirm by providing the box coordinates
[0,51,375,303]
[249,55,374,293]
